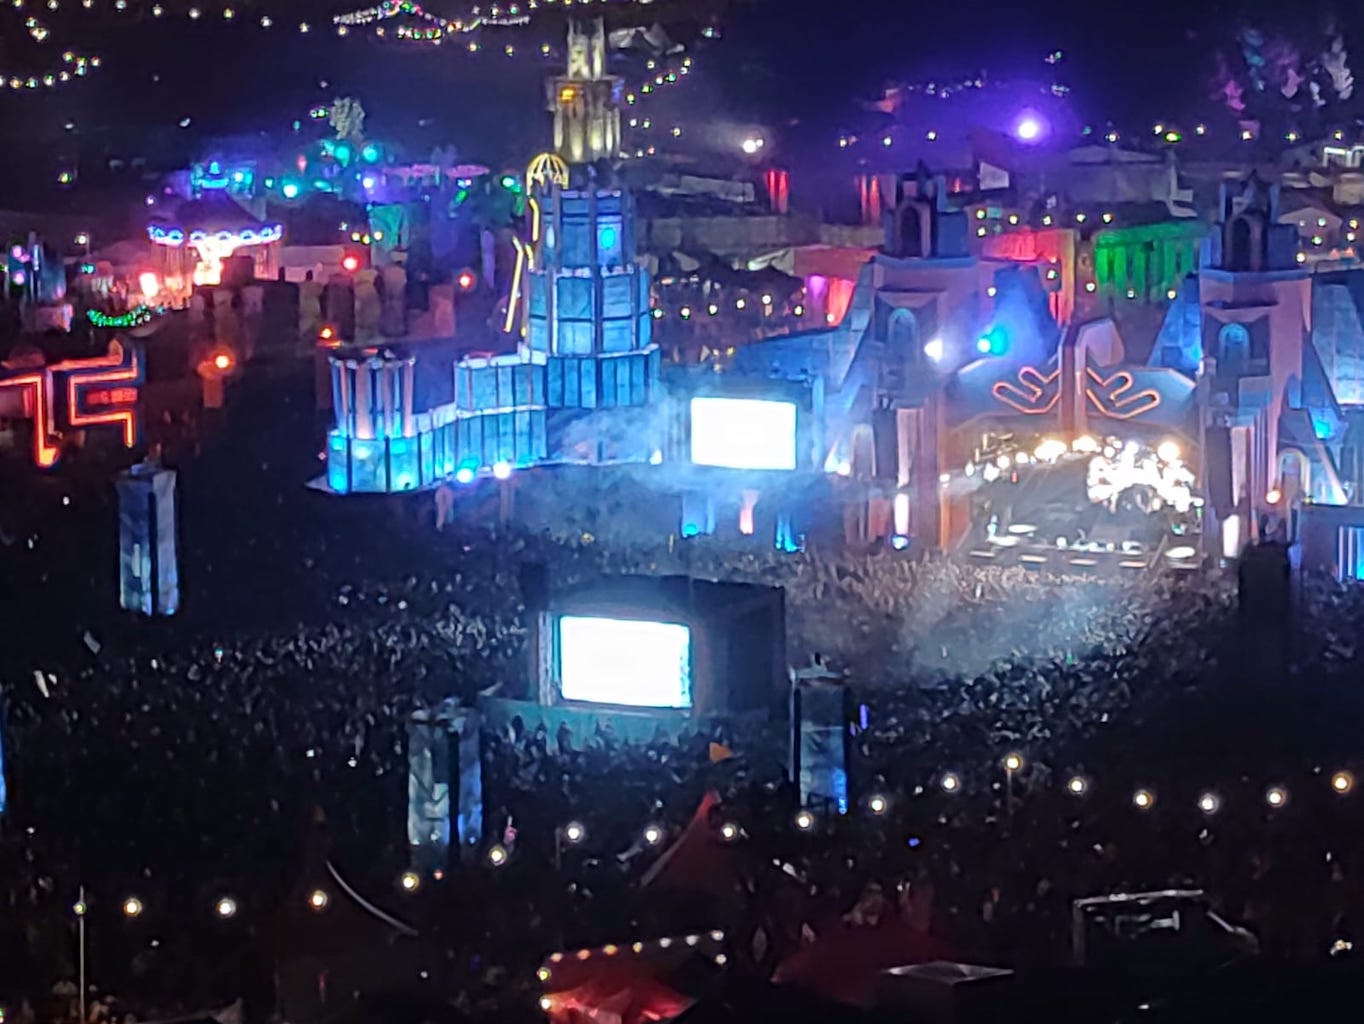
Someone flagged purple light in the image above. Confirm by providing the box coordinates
[1014,113,1045,143]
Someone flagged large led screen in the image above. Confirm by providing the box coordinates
[558,615,692,709]
[690,397,797,471]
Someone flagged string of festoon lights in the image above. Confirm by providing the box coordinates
[0,0,101,92]
[56,760,1364,927]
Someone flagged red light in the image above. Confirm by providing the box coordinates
[342,255,360,272]
[319,325,335,340]
[213,353,232,371]
[457,270,476,291]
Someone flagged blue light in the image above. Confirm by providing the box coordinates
[977,325,1010,356]
[454,466,476,484]
[362,175,377,191]
[281,181,301,199]
[334,143,352,164]
[598,225,618,251]
[361,143,381,163]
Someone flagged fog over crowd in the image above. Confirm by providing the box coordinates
[2,446,1364,1021]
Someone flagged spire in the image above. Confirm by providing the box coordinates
[547,18,622,165]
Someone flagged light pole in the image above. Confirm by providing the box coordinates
[74,886,87,1023]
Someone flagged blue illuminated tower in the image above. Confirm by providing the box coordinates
[523,18,659,423]
[322,20,662,493]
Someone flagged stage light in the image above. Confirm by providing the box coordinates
[212,352,232,371]
[341,255,360,272]
[794,809,815,831]
[1332,771,1354,794]
[1067,776,1088,796]
[319,325,335,341]
[487,844,509,866]
[923,338,944,362]
[536,967,551,982]
[1265,488,1282,505]
[1197,791,1221,815]
[539,996,553,1011]
[719,821,739,841]
[307,889,329,911]
[1157,440,1181,462]
[214,896,237,918]
[1132,789,1155,810]
[281,182,301,199]
[563,821,585,844]
[741,137,762,155]
[400,871,421,893]
[138,272,160,298]
[643,824,664,846]
[122,897,143,918]
[454,467,475,484]
[73,899,87,917]
[1265,786,1288,808]
[1003,753,1023,773]
[977,325,1009,356]
[457,270,476,291]
[491,461,514,481]
[868,794,888,815]
[1014,112,1045,143]
[940,772,960,793]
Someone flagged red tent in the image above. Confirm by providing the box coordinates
[774,921,956,1007]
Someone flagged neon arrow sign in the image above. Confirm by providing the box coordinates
[0,339,143,468]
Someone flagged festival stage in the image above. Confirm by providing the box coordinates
[950,433,1204,573]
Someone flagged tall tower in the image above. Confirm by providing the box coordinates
[547,19,622,164]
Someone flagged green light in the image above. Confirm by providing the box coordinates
[1163,130,1181,144]
[88,305,165,328]
[282,181,300,199]
[361,143,380,163]
[334,143,352,164]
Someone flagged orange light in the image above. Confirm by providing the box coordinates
[342,255,360,272]
[559,86,577,103]
[213,353,233,371]
[457,271,476,291]
[53,340,142,449]
[1266,488,1282,505]
[319,325,335,341]
[0,373,61,467]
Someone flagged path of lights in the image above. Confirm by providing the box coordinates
[87,305,167,329]
[0,4,100,92]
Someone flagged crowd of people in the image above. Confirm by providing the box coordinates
[2,387,1364,1023]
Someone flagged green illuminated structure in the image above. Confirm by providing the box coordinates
[1091,222,1207,303]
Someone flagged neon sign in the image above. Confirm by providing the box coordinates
[0,339,142,467]
[1083,367,1162,420]
[992,366,1060,415]
[992,364,1164,421]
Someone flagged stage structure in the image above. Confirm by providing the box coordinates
[476,574,786,763]
[323,19,662,493]
[406,701,482,870]
[116,459,180,616]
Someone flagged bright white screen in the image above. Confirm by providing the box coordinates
[558,616,692,709]
[690,397,797,471]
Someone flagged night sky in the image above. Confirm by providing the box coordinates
[0,0,1360,205]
